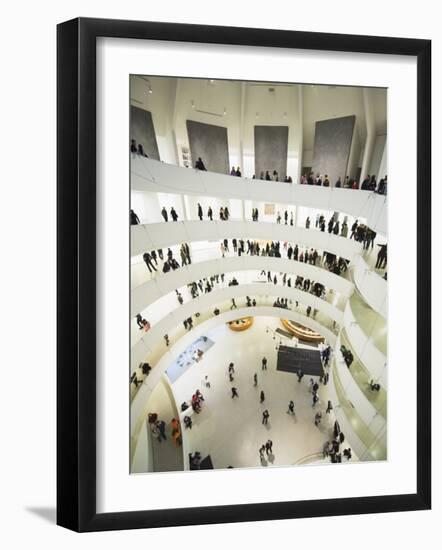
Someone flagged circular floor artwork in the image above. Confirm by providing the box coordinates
[281,319,324,343]
[227,317,254,331]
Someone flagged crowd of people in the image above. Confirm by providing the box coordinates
[190,154,386,195]
[130,139,149,158]
[147,412,182,448]
[132,204,387,273]
[322,420,352,463]
[132,205,385,273]
[300,172,388,195]
[142,244,191,274]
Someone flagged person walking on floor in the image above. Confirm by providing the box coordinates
[157,419,167,441]
[262,357,268,370]
[326,400,333,414]
[265,440,273,455]
[259,445,266,459]
[287,400,295,414]
[161,207,168,222]
[314,412,322,426]
[197,202,203,221]
[297,368,304,383]
[262,409,270,424]
[231,387,239,399]
[260,390,265,403]
[253,373,258,386]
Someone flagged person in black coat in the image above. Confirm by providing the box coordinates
[170,207,179,222]
[161,207,168,222]
[195,157,206,170]
[143,252,157,272]
[130,209,140,225]
[197,203,203,220]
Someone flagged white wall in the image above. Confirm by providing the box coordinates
[369,134,387,179]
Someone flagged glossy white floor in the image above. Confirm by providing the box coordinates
[168,316,353,470]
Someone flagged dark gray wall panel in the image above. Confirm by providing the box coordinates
[186,120,229,174]
[312,115,355,185]
[130,105,160,160]
[254,126,289,181]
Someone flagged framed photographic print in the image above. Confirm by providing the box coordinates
[57,17,431,532]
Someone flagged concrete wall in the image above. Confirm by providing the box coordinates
[312,115,356,184]
[254,125,289,180]
[186,120,229,174]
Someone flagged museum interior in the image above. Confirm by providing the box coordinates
[129,76,388,473]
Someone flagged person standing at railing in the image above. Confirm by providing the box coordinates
[161,206,168,222]
[195,157,206,170]
[197,203,203,220]
[170,207,179,222]
[207,206,213,220]
[130,209,140,225]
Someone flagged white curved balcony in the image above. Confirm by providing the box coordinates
[131,255,354,320]
[131,289,339,373]
[131,285,343,371]
[131,156,387,235]
[343,294,387,384]
[335,334,386,427]
[132,220,364,261]
[353,255,387,318]
[328,361,387,461]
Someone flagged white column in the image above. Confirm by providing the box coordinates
[360,89,376,185]
[297,84,304,184]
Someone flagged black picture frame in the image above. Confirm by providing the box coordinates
[57,17,431,532]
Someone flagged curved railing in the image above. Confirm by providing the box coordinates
[131,220,363,261]
[335,333,387,422]
[131,156,387,234]
[344,294,387,383]
[131,284,343,372]
[328,360,387,461]
[352,255,387,318]
[131,256,354,320]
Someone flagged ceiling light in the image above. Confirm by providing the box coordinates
[191,100,195,109]
[223,107,227,115]
[256,111,259,118]
[283,112,287,118]
[148,85,153,94]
